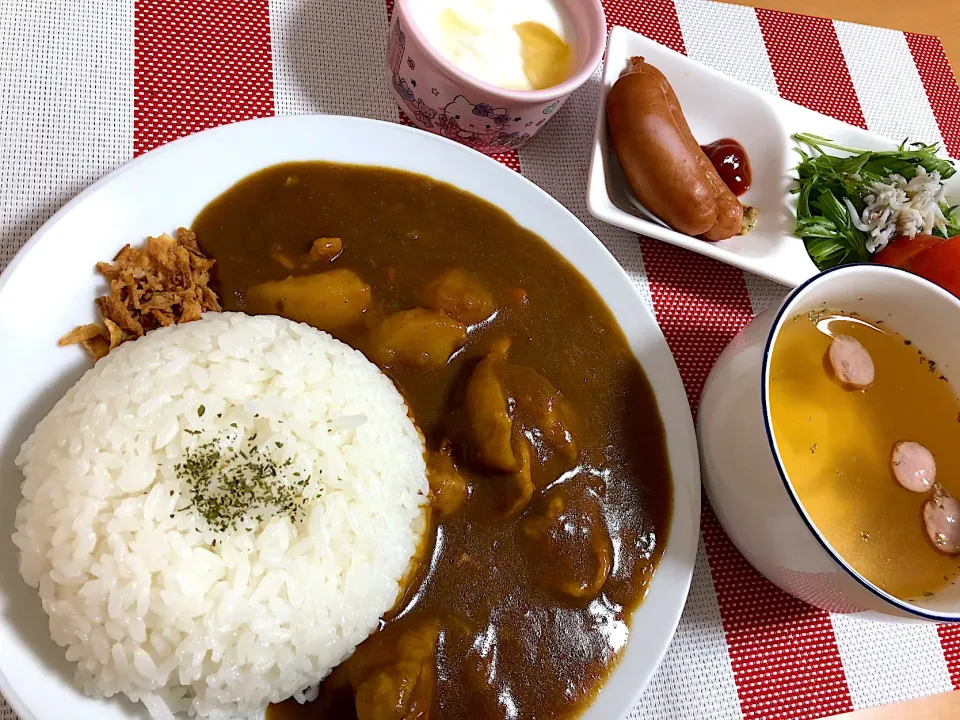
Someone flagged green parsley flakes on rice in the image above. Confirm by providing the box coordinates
[12,312,429,718]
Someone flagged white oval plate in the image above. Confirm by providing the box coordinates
[0,115,700,720]
[588,26,960,288]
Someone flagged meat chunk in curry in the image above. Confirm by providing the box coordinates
[420,269,494,324]
[425,443,468,519]
[464,344,578,473]
[502,436,535,517]
[519,483,613,601]
[463,342,577,515]
[245,269,371,330]
[366,309,466,369]
[463,349,516,472]
[328,620,439,720]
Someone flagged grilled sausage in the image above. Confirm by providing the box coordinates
[607,57,745,240]
[640,61,744,241]
[606,59,718,236]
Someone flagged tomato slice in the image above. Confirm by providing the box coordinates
[873,235,943,268]
[907,235,960,297]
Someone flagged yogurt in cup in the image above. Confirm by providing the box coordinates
[386,0,606,154]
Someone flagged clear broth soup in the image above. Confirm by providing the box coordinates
[769,309,960,600]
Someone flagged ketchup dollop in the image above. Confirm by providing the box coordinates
[700,138,752,196]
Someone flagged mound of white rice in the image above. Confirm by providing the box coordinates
[13,312,429,718]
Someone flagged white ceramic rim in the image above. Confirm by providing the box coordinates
[0,114,699,720]
[760,262,960,622]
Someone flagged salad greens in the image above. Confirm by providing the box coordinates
[793,133,960,270]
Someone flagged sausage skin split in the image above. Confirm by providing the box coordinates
[606,57,745,241]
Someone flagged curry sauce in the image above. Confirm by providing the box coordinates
[192,162,672,720]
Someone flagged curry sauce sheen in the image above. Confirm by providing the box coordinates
[192,162,673,720]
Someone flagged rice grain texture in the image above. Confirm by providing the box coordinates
[13,312,429,718]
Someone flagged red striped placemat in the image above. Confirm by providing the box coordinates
[1,1,959,718]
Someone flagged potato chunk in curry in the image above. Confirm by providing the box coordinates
[421,269,495,324]
[366,308,466,369]
[308,236,343,263]
[246,269,371,330]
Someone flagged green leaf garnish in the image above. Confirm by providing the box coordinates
[792,133,958,270]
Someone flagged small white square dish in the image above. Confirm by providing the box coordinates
[587,26,959,288]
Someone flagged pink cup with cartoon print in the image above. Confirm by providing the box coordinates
[386,0,606,155]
